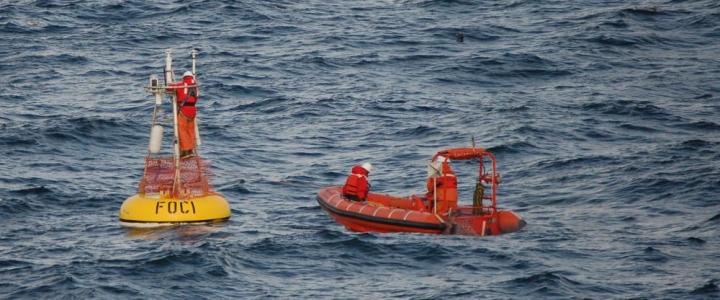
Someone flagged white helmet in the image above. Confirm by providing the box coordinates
[361,162,373,173]
[427,158,442,178]
[183,71,194,78]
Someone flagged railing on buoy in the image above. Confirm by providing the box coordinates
[140,49,208,199]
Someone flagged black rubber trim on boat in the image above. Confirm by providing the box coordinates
[118,217,230,224]
[317,196,446,231]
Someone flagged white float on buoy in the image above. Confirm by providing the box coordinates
[148,125,163,154]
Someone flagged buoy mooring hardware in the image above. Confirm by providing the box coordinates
[119,49,231,227]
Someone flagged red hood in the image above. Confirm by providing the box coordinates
[351,165,369,176]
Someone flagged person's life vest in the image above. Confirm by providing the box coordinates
[342,165,370,201]
[171,77,198,118]
[426,161,458,213]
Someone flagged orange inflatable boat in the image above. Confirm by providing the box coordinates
[317,147,525,236]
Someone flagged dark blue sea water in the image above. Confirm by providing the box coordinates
[1,0,719,298]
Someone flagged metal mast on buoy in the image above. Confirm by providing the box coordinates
[164,50,183,196]
[191,49,202,148]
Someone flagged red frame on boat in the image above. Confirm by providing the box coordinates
[432,147,499,215]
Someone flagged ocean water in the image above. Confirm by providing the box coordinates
[1,0,719,298]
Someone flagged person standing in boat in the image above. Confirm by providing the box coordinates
[426,156,458,212]
[167,71,199,158]
[342,163,372,201]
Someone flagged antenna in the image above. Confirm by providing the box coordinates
[191,49,197,75]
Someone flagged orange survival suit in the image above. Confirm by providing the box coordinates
[426,160,458,214]
[342,165,370,201]
[168,73,198,155]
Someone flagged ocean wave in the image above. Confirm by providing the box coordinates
[215,179,251,194]
[394,125,440,138]
[211,82,276,97]
[503,270,590,297]
[686,237,706,245]
[80,69,132,77]
[584,34,653,47]
[7,273,79,299]
[490,68,573,79]
[227,35,270,43]
[676,139,717,149]
[15,53,90,65]
[9,186,52,195]
[581,100,671,118]
[0,134,39,147]
[416,0,477,7]
[446,52,574,80]
[219,4,273,21]
[627,246,671,263]
[507,271,581,286]
[0,197,37,216]
[708,213,720,223]
[420,26,500,42]
[691,280,719,295]
[618,123,659,132]
[229,96,292,111]
[496,105,530,113]
[619,7,664,17]
[534,155,613,169]
[681,12,720,29]
[487,141,539,155]
[674,120,720,131]
[0,22,75,34]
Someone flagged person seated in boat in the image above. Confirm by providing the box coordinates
[425,156,458,213]
[342,162,372,201]
[167,71,199,158]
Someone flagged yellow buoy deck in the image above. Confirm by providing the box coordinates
[119,192,231,227]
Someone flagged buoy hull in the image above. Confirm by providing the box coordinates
[119,193,230,227]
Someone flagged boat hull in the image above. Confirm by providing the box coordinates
[318,191,445,234]
[317,186,525,236]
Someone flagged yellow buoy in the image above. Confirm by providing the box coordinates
[119,192,230,227]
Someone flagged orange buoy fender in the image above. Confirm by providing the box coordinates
[496,210,526,234]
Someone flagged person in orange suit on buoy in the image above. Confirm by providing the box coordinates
[168,71,199,158]
[342,163,372,201]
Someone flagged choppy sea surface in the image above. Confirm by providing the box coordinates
[1,0,719,298]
